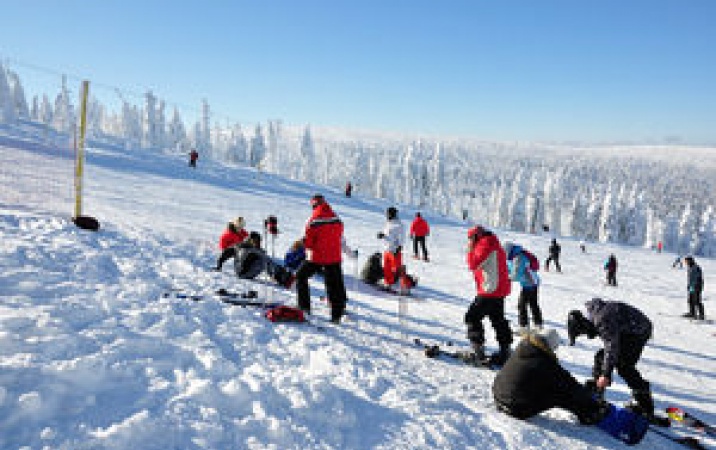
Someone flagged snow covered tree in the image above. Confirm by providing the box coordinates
[678,203,697,254]
[7,70,30,119]
[52,75,75,134]
[249,124,267,168]
[0,63,17,123]
[166,108,188,153]
[299,125,315,180]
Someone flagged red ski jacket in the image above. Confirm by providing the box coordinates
[304,203,344,264]
[467,233,511,298]
[410,216,430,237]
[219,227,248,250]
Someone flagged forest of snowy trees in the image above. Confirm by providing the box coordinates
[1,62,715,256]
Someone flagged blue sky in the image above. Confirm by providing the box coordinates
[1,0,714,143]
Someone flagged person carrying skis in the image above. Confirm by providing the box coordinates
[504,242,543,335]
[604,254,618,286]
[492,329,648,446]
[409,212,430,261]
[544,238,561,272]
[377,206,407,290]
[683,256,705,320]
[234,231,295,288]
[295,194,348,323]
[568,298,658,423]
[464,225,512,366]
[213,217,249,271]
[189,148,199,168]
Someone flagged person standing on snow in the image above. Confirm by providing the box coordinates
[295,194,347,323]
[568,298,659,424]
[683,256,705,320]
[189,148,199,168]
[545,238,562,272]
[377,206,406,290]
[465,225,513,366]
[213,217,249,271]
[504,242,543,335]
[409,212,430,261]
[604,254,618,286]
[492,329,648,446]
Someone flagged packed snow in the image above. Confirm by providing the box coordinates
[1,133,715,449]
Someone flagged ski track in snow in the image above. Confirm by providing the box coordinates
[1,136,715,449]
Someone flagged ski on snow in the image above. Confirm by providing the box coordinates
[667,407,716,436]
[413,338,500,370]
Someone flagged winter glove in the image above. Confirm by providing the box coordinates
[377,232,385,239]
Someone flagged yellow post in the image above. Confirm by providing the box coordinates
[74,80,90,218]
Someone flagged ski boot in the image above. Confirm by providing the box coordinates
[626,388,670,427]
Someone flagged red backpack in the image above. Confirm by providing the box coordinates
[523,250,540,271]
[265,305,306,323]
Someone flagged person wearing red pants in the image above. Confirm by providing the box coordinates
[377,206,406,291]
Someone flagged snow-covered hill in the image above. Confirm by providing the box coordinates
[0,133,714,449]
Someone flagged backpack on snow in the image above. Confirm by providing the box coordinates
[361,252,384,285]
[523,250,540,271]
[265,305,306,323]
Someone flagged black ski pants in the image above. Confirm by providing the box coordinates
[545,255,561,272]
[216,247,237,270]
[592,333,650,392]
[606,270,617,286]
[465,296,512,350]
[688,291,705,319]
[412,236,428,260]
[517,287,543,328]
[296,261,347,321]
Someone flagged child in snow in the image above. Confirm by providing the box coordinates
[377,206,408,290]
[492,329,648,446]
[214,217,249,271]
[504,242,543,334]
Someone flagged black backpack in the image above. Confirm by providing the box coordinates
[361,252,383,285]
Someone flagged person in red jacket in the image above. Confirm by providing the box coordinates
[213,217,249,271]
[296,194,348,323]
[409,212,430,261]
[189,149,199,168]
[465,225,513,365]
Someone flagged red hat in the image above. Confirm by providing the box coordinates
[467,225,486,239]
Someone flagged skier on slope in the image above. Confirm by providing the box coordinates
[568,298,661,424]
[409,212,430,261]
[213,217,249,271]
[504,242,543,335]
[604,254,618,286]
[377,206,411,291]
[464,225,513,366]
[233,232,295,288]
[493,329,648,446]
[189,148,199,168]
[544,238,562,272]
[683,256,705,320]
[295,194,348,323]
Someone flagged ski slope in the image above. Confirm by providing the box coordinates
[1,136,714,449]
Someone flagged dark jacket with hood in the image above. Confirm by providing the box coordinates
[234,242,269,279]
[585,298,652,378]
[687,263,704,293]
[492,334,599,424]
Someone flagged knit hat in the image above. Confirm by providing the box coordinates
[249,231,261,245]
[310,194,325,208]
[467,225,486,240]
[387,206,398,220]
[535,328,561,351]
[233,217,246,229]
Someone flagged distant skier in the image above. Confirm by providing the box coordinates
[579,240,587,253]
[189,148,199,168]
[464,225,512,366]
[604,254,618,286]
[683,256,705,320]
[504,242,543,335]
[492,329,648,446]
[657,241,663,253]
[213,217,248,271]
[345,181,352,197]
[409,212,430,261]
[568,298,659,424]
[295,194,347,323]
[233,231,295,288]
[377,206,408,291]
[672,255,683,269]
[544,238,561,272]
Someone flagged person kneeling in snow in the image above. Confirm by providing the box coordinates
[234,232,295,289]
[492,329,648,446]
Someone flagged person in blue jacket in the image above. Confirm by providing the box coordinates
[284,239,306,271]
[504,242,543,334]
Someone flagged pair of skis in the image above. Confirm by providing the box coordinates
[164,288,282,308]
[414,338,500,370]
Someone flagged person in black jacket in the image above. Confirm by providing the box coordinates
[684,256,705,320]
[492,329,648,445]
[234,232,295,288]
[544,238,561,272]
[604,254,618,286]
[569,298,656,421]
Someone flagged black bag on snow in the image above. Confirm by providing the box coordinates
[361,252,384,285]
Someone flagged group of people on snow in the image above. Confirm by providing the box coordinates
[211,193,706,446]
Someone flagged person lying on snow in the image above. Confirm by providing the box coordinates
[492,328,648,446]
[234,231,295,289]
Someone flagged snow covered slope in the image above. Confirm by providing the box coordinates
[0,136,714,449]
